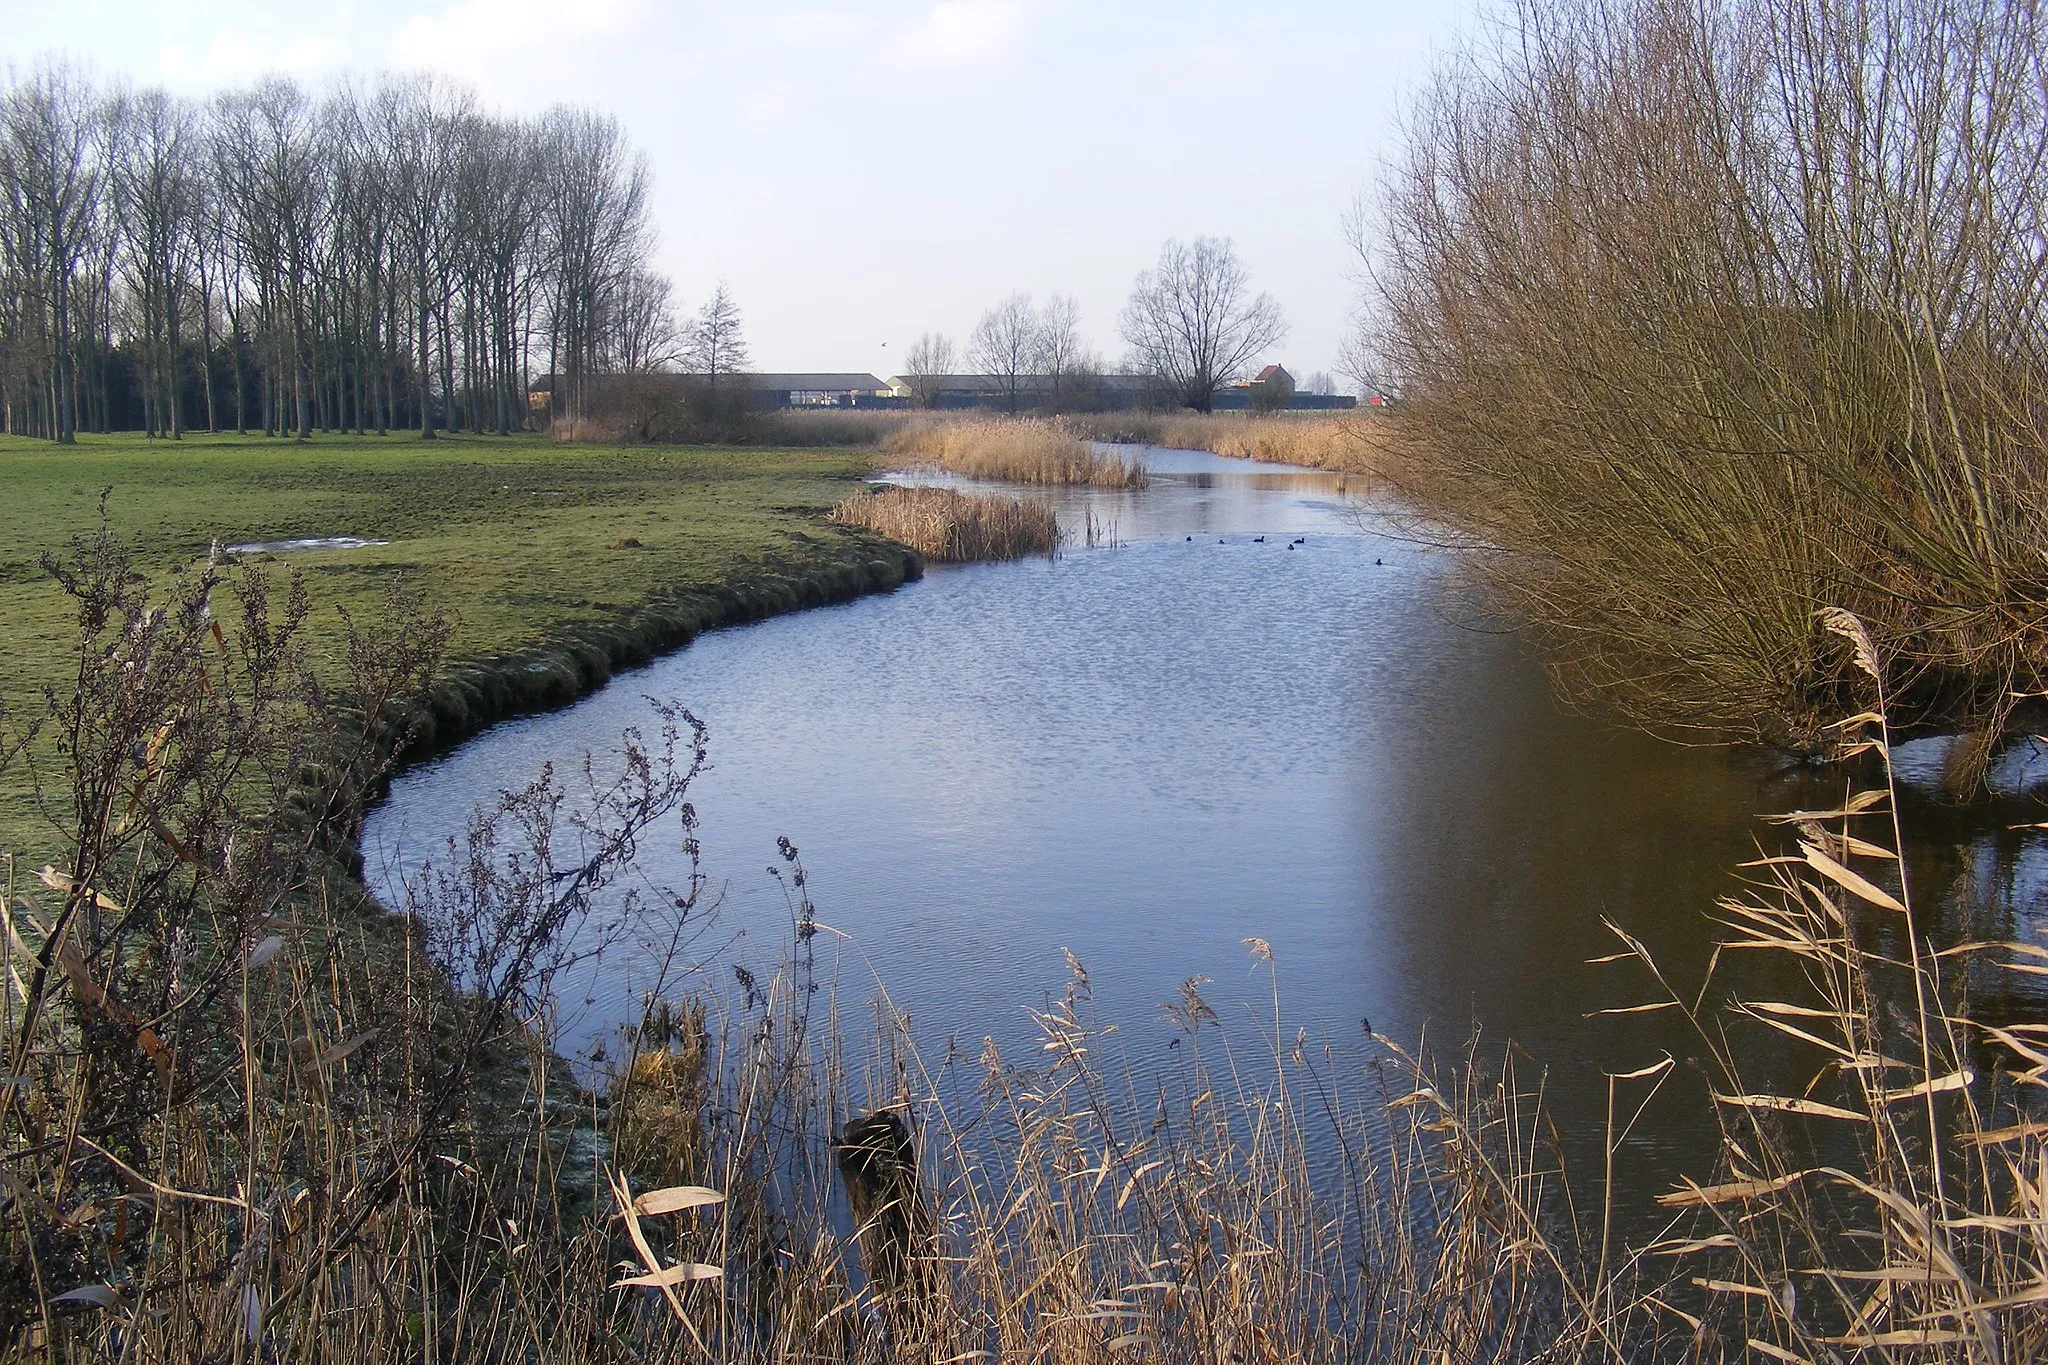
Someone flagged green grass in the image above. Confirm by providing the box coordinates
[0,431,898,855]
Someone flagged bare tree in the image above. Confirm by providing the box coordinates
[211,78,330,439]
[615,268,680,373]
[1034,292,1087,404]
[1119,236,1286,413]
[109,85,200,439]
[1370,0,2048,757]
[0,62,105,442]
[681,281,746,378]
[538,104,651,424]
[970,291,1038,412]
[902,330,954,407]
[448,111,542,432]
[372,74,471,438]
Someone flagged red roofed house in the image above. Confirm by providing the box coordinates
[1247,364,1295,412]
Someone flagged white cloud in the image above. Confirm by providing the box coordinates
[770,9,867,48]
[888,1,1025,69]
[158,31,346,85]
[738,80,805,129]
[389,0,647,73]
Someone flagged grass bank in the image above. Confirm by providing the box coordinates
[830,485,1059,561]
[0,432,919,854]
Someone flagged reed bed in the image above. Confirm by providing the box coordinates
[1068,411,1389,475]
[6,530,2040,1363]
[1584,610,2048,1359]
[880,416,1149,488]
[828,485,1059,562]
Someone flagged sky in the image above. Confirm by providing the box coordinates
[3,0,1479,385]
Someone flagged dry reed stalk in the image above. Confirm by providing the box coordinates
[827,485,1059,561]
[880,416,1149,488]
[1595,611,2048,1360]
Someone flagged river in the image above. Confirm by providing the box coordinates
[362,445,2048,1221]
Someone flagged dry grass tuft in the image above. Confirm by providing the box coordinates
[829,485,1059,561]
[881,416,1149,488]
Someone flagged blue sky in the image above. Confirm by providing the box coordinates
[3,0,1476,382]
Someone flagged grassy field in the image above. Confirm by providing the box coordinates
[0,431,909,854]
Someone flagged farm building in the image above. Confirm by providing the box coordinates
[529,372,896,413]
[1248,364,1295,403]
[735,373,895,407]
[884,373,1164,410]
[1210,367,1356,410]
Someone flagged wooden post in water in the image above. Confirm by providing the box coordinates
[834,1108,937,1331]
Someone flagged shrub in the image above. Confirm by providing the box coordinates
[1368,0,2048,761]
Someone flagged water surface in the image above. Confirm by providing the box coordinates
[364,446,2048,1218]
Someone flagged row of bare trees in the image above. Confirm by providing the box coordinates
[899,239,1289,414]
[898,293,1100,412]
[0,61,671,442]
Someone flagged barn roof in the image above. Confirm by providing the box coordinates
[531,372,888,392]
[737,373,888,391]
[886,373,1158,391]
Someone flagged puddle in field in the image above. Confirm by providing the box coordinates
[227,536,387,555]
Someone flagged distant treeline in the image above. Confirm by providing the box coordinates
[0,63,669,442]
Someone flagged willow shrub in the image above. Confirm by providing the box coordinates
[1370,0,2048,763]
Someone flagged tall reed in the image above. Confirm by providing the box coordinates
[828,485,1059,561]
[1069,411,1388,476]
[881,416,1149,488]
[1595,610,2048,1358]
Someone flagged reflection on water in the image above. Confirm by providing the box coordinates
[892,443,1362,546]
[363,447,2048,1222]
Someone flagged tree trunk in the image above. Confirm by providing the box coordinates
[417,275,435,439]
